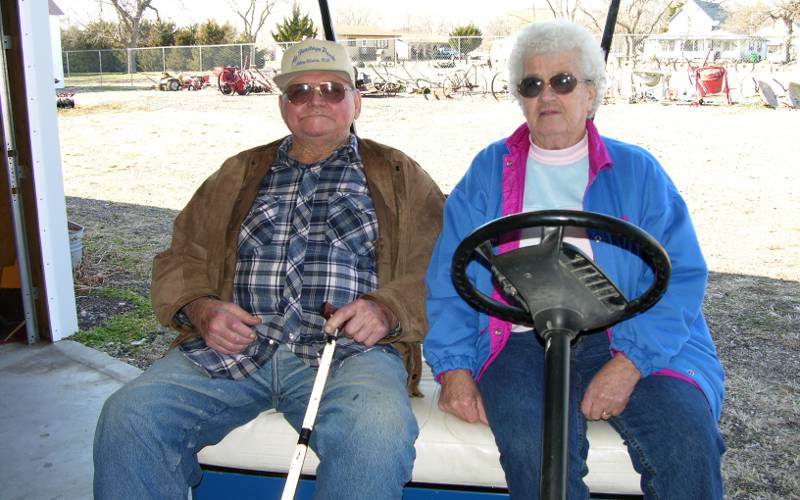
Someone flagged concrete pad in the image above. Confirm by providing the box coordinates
[0,340,141,500]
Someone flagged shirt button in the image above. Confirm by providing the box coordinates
[494,329,502,336]
[687,369,695,376]
[289,333,296,340]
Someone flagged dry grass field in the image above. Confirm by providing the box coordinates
[59,88,798,498]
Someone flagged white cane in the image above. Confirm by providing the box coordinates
[281,303,340,500]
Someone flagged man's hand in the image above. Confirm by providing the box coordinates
[323,298,397,346]
[182,297,260,355]
[438,369,488,424]
[580,353,641,421]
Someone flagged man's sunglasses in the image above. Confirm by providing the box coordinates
[284,81,353,105]
[517,73,591,98]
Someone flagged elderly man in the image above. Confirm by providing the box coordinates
[93,38,443,499]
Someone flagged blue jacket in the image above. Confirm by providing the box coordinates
[424,121,724,421]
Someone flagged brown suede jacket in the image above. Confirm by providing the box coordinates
[151,137,444,396]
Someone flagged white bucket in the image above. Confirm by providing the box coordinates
[67,221,84,271]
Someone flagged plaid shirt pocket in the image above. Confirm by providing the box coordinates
[238,195,282,255]
[325,192,378,264]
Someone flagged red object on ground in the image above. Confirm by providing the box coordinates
[693,65,731,104]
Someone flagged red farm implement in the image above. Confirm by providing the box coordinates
[213,64,278,96]
[158,72,210,91]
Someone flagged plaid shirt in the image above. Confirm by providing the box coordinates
[180,135,386,379]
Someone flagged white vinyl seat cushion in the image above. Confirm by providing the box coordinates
[198,364,642,495]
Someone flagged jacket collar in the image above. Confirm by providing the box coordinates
[504,119,613,184]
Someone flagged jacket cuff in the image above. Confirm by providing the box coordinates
[609,339,654,378]
[427,355,477,382]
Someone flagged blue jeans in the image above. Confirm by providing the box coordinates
[93,344,418,500]
[478,331,725,500]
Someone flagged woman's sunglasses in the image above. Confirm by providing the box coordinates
[284,81,353,105]
[517,73,591,98]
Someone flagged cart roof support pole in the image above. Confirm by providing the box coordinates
[600,0,621,62]
[317,0,356,135]
[318,0,337,42]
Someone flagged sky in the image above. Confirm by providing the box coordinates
[58,0,544,32]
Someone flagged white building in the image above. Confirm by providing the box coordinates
[644,0,768,62]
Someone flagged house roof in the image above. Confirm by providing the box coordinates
[48,0,64,16]
[669,0,728,26]
[335,25,399,38]
[695,0,728,23]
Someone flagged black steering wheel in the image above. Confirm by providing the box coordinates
[451,210,671,338]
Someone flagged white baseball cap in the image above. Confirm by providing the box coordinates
[273,38,356,91]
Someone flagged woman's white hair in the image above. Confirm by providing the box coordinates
[507,20,607,118]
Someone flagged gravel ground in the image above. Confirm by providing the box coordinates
[59,88,799,498]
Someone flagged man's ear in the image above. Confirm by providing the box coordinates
[278,94,287,121]
[353,90,362,120]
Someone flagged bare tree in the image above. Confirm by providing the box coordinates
[228,0,281,43]
[724,0,772,34]
[335,5,382,27]
[484,16,529,37]
[769,0,800,61]
[581,0,678,65]
[101,0,160,72]
[398,14,445,34]
[102,0,159,49]
[544,0,584,21]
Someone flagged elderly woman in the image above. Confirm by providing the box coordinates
[424,20,725,499]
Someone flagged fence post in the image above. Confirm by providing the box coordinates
[199,46,203,72]
[162,47,166,72]
[65,51,70,78]
[98,50,103,87]
[240,44,244,69]
[127,48,133,87]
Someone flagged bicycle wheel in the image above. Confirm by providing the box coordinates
[468,74,488,97]
[443,76,464,100]
[491,72,510,101]
[218,75,234,95]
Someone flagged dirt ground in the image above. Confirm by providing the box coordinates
[58,88,798,498]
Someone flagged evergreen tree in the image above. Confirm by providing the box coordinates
[138,19,177,47]
[271,3,318,42]
[61,20,123,50]
[174,24,199,46]
[449,23,483,56]
[196,19,238,45]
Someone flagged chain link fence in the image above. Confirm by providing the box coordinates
[62,34,798,104]
[61,37,504,89]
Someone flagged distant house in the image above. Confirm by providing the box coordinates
[50,0,65,88]
[335,25,400,63]
[755,19,799,63]
[643,0,768,62]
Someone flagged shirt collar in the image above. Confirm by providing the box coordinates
[275,134,360,171]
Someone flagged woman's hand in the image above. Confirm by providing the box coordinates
[580,353,641,421]
[438,369,489,424]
